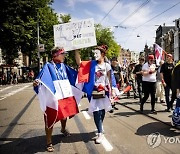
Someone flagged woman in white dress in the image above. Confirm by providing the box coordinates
[75,45,112,144]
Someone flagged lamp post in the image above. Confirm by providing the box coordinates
[37,15,40,72]
[37,10,45,72]
[37,10,40,72]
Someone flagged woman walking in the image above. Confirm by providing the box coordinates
[75,45,112,144]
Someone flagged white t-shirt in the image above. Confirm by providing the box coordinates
[94,62,111,87]
[88,62,112,114]
[142,62,156,82]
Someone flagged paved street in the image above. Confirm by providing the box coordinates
[0,84,180,154]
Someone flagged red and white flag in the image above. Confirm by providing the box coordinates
[154,43,165,66]
[111,85,131,103]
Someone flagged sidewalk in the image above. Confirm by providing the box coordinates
[116,94,177,127]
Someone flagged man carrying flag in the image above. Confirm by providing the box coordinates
[33,47,82,152]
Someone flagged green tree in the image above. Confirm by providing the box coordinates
[0,0,58,65]
[95,24,120,58]
[32,5,59,66]
[59,14,71,23]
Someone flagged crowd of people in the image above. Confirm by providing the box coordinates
[33,45,180,152]
[110,53,180,114]
[0,70,34,85]
[0,72,18,85]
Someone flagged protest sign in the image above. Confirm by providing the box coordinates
[53,18,97,51]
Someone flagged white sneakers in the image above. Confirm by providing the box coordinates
[95,133,104,144]
[94,125,105,135]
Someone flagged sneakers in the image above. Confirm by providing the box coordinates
[109,109,114,113]
[150,110,157,114]
[95,133,104,144]
[165,108,171,112]
[94,126,105,135]
[160,100,165,103]
[134,94,138,99]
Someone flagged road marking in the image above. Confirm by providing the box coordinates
[102,136,113,151]
[0,85,30,101]
[0,86,13,92]
[82,111,91,119]
[79,103,113,152]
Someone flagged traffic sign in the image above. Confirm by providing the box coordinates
[38,44,45,52]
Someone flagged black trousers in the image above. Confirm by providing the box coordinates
[164,85,176,109]
[136,79,143,102]
[141,81,156,110]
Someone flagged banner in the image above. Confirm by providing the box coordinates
[154,43,165,66]
[53,18,97,51]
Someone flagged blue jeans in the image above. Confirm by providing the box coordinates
[93,109,105,133]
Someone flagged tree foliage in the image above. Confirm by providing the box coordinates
[0,1,120,67]
[0,0,58,65]
[94,24,120,58]
[59,14,71,24]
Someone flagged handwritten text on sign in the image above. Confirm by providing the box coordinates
[53,18,97,51]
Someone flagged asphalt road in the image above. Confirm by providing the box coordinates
[0,83,179,154]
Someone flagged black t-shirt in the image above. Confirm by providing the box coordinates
[111,65,122,82]
[160,62,174,86]
[133,64,143,81]
[172,62,180,91]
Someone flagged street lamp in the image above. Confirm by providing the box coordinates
[37,10,40,72]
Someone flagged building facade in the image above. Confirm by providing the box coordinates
[174,18,180,61]
[155,24,175,56]
[118,48,139,66]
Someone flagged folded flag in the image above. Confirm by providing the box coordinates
[34,62,82,128]
[111,85,131,103]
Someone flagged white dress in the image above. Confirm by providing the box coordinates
[88,62,112,114]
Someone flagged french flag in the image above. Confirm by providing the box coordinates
[76,60,131,101]
[76,60,97,101]
[76,60,111,101]
[34,62,83,129]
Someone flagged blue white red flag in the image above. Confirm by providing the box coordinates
[76,60,131,103]
[75,60,97,101]
[34,62,83,128]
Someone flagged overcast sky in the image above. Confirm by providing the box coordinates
[51,0,180,52]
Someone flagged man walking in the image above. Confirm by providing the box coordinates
[160,54,176,112]
[140,55,157,113]
[133,57,145,103]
